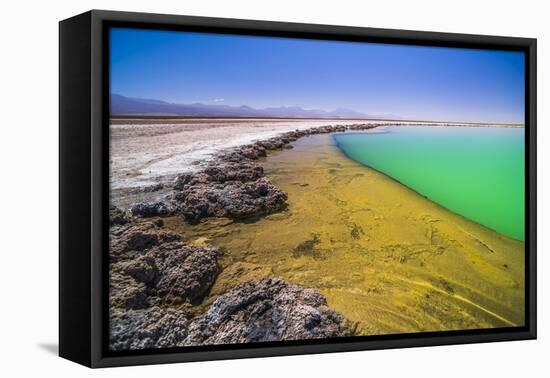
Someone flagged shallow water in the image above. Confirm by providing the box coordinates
[334,126,525,240]
[164,133,525,336]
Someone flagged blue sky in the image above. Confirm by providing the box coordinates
[110,27,525,123]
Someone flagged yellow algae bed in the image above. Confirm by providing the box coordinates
[164,133,524,335]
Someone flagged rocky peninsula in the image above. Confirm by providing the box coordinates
[109,123,380,350]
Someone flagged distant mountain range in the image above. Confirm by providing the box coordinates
[111,94,403,120]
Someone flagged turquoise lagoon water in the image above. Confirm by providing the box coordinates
[333,126,525,241]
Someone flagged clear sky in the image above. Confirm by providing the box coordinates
[110,27,525,123]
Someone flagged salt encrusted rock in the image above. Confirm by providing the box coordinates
[174,162,264,190]
[172,160,287,224]
[258,139,284,150]
[115,254,158,284]
[203,162,264,183]
[109,272,149,310]
[109,221,179,263]
[109,307,189,351]
[174,177,288,223]
[109,220,222,308]
[184,277,349,345]
[239,145,267,160]
[109,205,130,226]
[149,243,221,305]
[173,173,197,191]
[130,201,175,218]
[142,183,163,192]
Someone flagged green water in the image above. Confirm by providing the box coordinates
[334,126,525,241]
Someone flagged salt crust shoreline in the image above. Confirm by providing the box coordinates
[110,118,518,191]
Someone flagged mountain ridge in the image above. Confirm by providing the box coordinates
[110,94,403,120]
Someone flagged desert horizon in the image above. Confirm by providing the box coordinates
[109,93,526,126]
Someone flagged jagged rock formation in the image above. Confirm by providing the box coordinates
[173,175,287,223]
[110,307,189,351]
[184,277,349,345]
[109,216,222,310]
[109,276,351,350]
[109,205,130,226]
[130,201,176,218]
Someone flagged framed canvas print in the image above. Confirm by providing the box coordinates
[59,10,537,368]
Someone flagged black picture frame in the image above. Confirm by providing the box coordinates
[59,9,537,368]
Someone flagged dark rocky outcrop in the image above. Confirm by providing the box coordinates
[109,221,179,262]
[142,183,164,192]
[110,307,189,351]
[109,220,222,309]
[130,201,175,218]
[150,243,221,305]
[109,272,149,310]
[218,145,267,162]
[132,162,284,224]
[110,205,130,226]
[173,162,264,190]
[184,277,349,345]
[173,177,287,224]
[204,162,264,183]
[170,159,287,224]
[109,275,351,350]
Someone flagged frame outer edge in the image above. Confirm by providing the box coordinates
[91,10,106,368]
[90,9,535,46]
[59,11,94,368]
[528,38,537,339]
[84,9,537,368]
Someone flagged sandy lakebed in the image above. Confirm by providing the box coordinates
[108,118,524,350]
